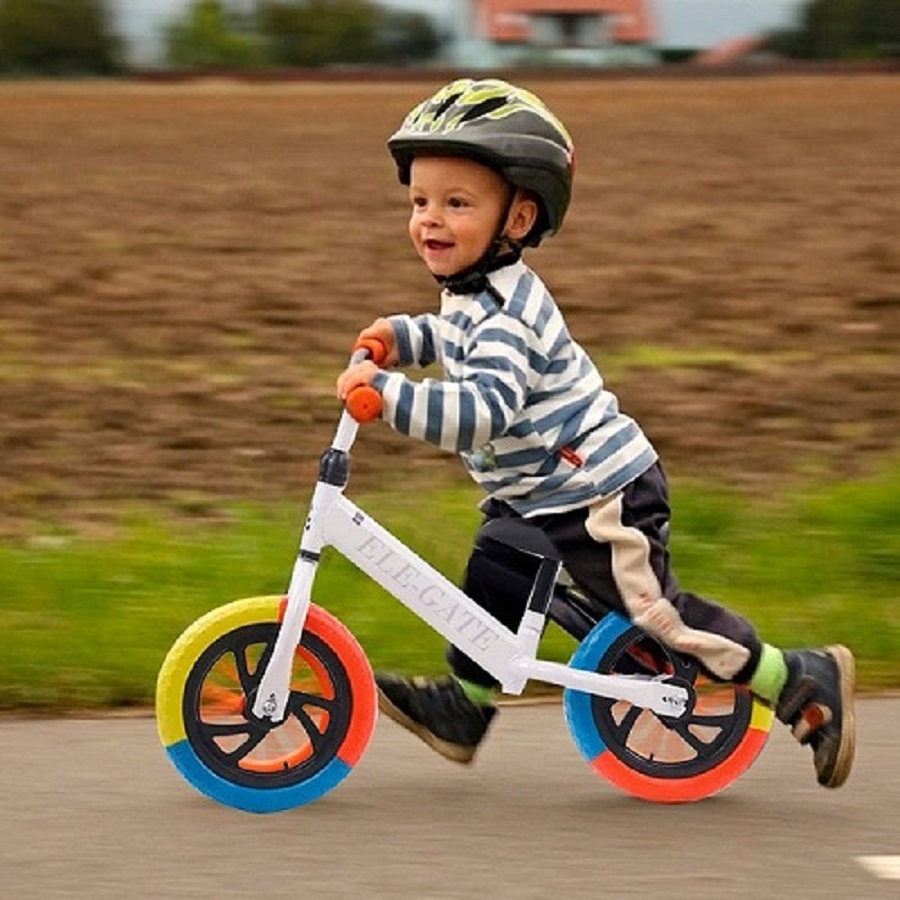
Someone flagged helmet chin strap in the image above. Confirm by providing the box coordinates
[436,187,523,298]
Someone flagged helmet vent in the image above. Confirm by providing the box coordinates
[433,92,463,119]
[460,96,506,123]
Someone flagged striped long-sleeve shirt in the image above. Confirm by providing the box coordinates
[370,260,657,517]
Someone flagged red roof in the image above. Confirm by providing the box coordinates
[693,35,766,66]
[476,0,654,44]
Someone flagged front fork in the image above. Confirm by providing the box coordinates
[250,452,347,723]
[249,556,317,722]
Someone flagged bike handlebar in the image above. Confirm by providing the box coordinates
[345,337,387,423]
[352,337,388,366]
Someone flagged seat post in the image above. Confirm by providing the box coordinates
[526,557,562,617]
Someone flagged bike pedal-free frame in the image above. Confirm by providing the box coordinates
[252,408,688,726]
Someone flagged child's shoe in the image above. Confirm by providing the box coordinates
[375,673,496,764]
[775,645,856,788]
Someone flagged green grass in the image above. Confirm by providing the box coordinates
[581,343,815,382]
[1,465,898,710]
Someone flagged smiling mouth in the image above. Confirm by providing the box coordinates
[424,239,453,251]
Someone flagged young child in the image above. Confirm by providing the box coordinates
[336,78,856,789]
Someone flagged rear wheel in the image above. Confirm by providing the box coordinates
[156,596,376,812]
[564,612,772,802]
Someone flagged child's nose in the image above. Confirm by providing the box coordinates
[420,201,442,225]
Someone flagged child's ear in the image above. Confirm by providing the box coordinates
[505,192,539,242]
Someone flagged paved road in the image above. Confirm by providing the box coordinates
[1,697,898,899]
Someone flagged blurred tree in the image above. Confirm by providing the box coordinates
[0,0,121,75]
[375,8,441,64]
[768,0,900,59]
[259,0,379,66]
[165,0,267,69]
[258,0,439,67]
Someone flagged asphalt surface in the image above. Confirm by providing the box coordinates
[1,697,898,899]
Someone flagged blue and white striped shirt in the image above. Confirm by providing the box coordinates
[370,260,657,516]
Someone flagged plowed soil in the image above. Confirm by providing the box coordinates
[1,75,898,538]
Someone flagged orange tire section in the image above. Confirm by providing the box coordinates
[564,611,773,803]
[277,598,377,768]
[590,722,771,803]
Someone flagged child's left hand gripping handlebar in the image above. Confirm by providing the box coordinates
[345,337,387,423]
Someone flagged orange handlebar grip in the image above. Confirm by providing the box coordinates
[353,336,389,366]
[346,385,383,423]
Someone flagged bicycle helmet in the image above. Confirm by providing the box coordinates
[388,78,575,248]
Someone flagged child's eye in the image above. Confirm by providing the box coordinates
[411,196,427,209]
[448,197,468,209]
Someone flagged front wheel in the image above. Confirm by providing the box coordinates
[563,612,773,803]
[156,596,376,813]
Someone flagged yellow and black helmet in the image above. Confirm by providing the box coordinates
[388,78,575,246]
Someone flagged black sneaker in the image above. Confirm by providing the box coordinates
[776,645,856,788]
[375,673,496,764]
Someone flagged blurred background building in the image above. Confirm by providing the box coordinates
[112,0,809,68]
[448,0,658,67]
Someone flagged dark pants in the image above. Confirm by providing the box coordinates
[448,461,762,689]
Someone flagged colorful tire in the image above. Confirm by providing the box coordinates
[156,596,376,813]
[563,612,773,803]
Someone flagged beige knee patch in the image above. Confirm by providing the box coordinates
[585,496,750,680]
[632,597,750,680]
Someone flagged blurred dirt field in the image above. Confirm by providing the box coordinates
[0,75,898,538]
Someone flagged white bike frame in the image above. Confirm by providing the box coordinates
[252,386,689,725]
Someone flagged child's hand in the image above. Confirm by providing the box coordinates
[336,360,380,402]
[356,318,399,368]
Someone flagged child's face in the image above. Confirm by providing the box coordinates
[407,156,522,279]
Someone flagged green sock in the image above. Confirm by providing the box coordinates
[749,643,789,705]
[455,677,497,708]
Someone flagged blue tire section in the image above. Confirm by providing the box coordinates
[166,739,353,814]
[563,611,633,763]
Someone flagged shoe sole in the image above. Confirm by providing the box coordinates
[376,687,477,765]
[822,644,856,788]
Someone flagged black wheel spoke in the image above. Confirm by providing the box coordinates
[290,691,337,714]
[608,702,643,742]
[204,720,254,738]
[233,639,274,695]
[221,726,269,764]
[232,645,255,695]
[198,716,270,764]
[665,717,720,753]
[287,696,329,753]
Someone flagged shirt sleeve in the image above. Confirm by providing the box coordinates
[372,311,539,453]
[389,313,441,368]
